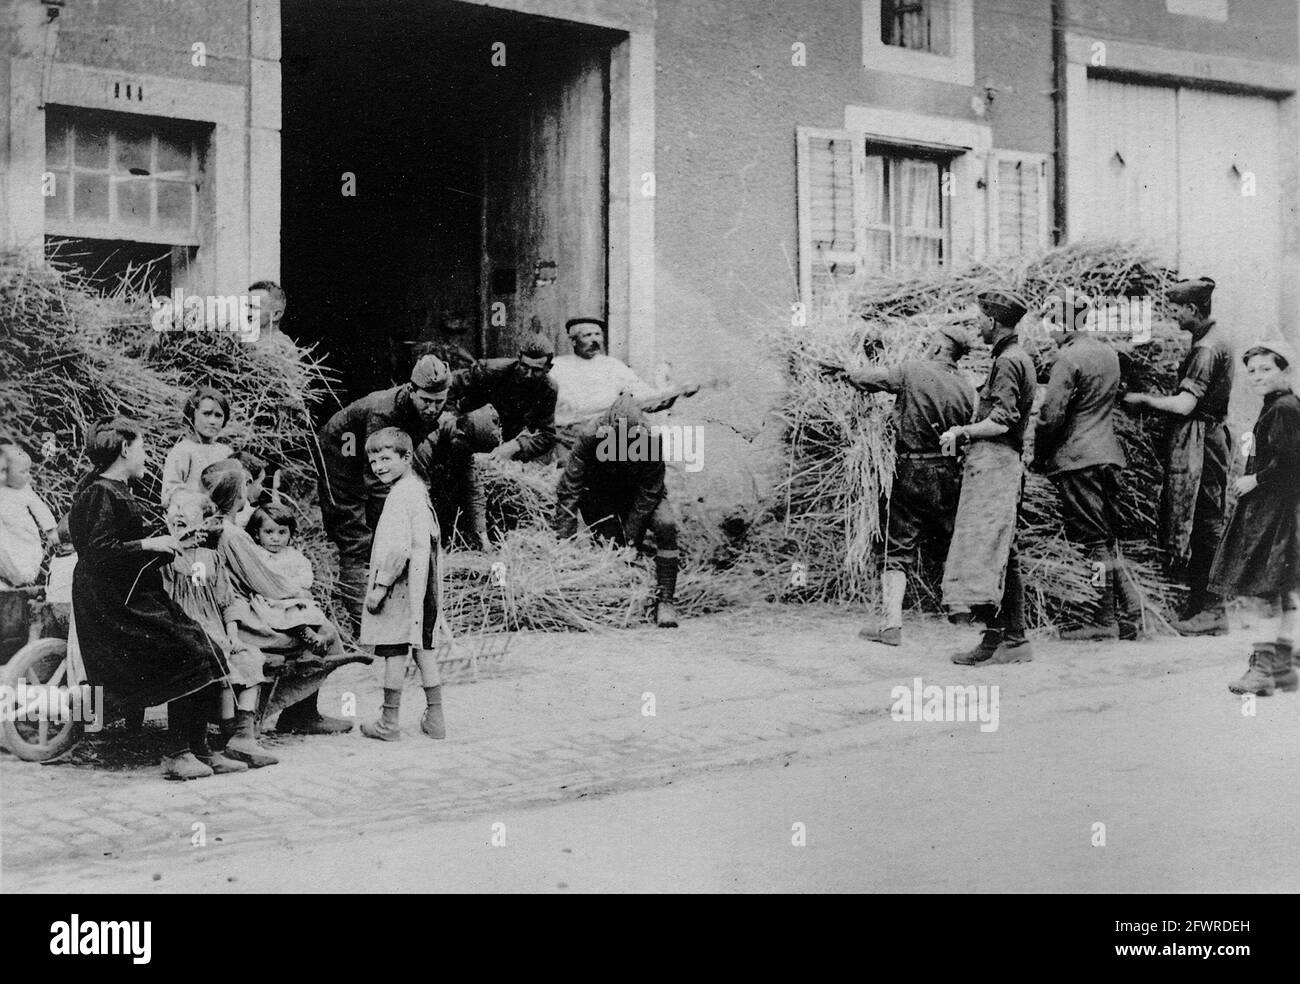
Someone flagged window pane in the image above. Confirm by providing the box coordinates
[45,123,69,166]
[863,230,892,274]
[116,178,151,225]
[73,121,110,171]
[900,160,941,231]
[900,235,941,269]
[863,155,887,224]
[156,135,192,176]
[74,173,109,222]
[116,126,153,175]
[157,181,193,231]
[45,169,70,220]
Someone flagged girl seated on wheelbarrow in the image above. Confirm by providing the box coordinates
[162,490,278,771]
[67,418,244,781]
[200,459,358,737]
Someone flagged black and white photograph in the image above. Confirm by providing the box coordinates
[0,0,1296,924]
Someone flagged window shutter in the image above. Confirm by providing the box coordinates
[797,127,866,316]
[990,153,1048,256]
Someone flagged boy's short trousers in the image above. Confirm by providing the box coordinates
[373,644,411,658]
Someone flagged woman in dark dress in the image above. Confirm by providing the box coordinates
[1208,345,1300,697]
[68,418,240,779]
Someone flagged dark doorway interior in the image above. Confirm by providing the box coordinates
[281,0,618,404]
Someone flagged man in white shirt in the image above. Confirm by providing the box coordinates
[549,318,697,459]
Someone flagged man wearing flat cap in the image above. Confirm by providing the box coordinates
[318,354,453,632]
[550,318,698,462]
[1036,291,1142,640]
[835,324,977,647]
[1123,277,1233,635]
[940,289,1037,665]
[447,332,558,463]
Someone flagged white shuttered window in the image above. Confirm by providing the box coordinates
[798,127,951,312]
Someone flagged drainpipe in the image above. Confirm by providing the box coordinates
[1051,0,1067,244]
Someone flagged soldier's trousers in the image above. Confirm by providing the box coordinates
[317,473,372,634]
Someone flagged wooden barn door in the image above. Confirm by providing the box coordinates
[482,45,609,358]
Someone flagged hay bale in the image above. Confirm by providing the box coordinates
[766,241,1189,630]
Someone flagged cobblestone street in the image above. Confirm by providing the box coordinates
[3,606,1296,892]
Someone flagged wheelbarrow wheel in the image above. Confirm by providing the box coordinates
[0,638,83,762]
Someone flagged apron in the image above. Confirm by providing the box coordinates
[941,442,1024,609]
[1159,418,1205,567]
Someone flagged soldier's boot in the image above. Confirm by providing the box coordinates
[1228,643,1279,696]
[1061,544,1120,640]
[952,629,1003,666]
[653,552,680,628]
[1112,553,1143,640]
[224,710,279,768]
[860,569,906,646]
[1271,640,1299,693]
[361,689,403,741]
[1173,606,1228,637]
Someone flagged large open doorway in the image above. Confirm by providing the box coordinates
[281,0,620,401]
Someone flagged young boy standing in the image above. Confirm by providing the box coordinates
[360,428,446,741]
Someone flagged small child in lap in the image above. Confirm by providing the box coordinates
[360,427,446,741]
[245,501,335,654]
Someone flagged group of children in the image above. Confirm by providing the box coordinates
[15,381,447,780]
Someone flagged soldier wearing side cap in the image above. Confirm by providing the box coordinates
[1035,291,1143,640]
[832,324,977,647]
[317,355,453,633]
[940,290,1037,666]
[1123,277,1233,636]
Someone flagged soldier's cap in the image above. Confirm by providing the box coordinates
[1242,338,1297,370]
[410,354,451,392]
[565,317,606,337]
[1166,277,1215,308]
[976,289,1029,326]
[463,404,502,451]
[936,323,975,359]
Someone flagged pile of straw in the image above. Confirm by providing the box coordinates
[769,242,1189,629]
[0,255,337,527]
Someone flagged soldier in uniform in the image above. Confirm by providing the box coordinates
[1123,277,1232,635]
[1036,293,1142,639]
[553,398,682,628]
[317,355,452,632]
[448,333,558,463]
[837,325,977,647]
[940,290,1037,665]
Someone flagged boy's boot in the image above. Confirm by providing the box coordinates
[653,552,679,628]
[860,569,905,646]
[420,685,446,739]
[361,689,403,741]
[1062,545,1119,640]
[1272,639,1298,692]
[1228,643,1279,696]
[224,709,279,768]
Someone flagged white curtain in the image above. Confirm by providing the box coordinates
[899,159,942,268]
